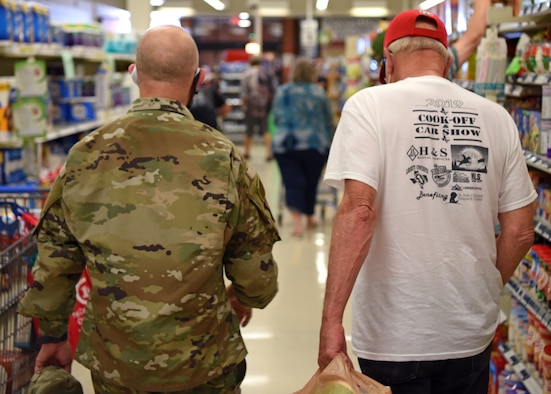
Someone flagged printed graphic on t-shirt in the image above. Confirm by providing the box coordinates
[406,102,487,205]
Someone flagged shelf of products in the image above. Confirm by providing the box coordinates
[0,41,135,63]
[0,44,135,185]
[497,6,551,35]
[219,61,248,143]
[499,341,543,394]
[503,145,551,392]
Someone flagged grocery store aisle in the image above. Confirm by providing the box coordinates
[71,142,355,393]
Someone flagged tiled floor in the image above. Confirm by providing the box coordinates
[71,142,356,393]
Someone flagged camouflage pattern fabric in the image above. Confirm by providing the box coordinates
[18,97,280,392]
[91,359,245,393]
[29,366,84,394]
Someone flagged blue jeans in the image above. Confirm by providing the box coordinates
[358,344,492,394]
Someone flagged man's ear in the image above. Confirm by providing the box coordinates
[129,63,138,85]
[382,48,393,83]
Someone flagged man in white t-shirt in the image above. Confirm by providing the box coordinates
[318,10,537,394]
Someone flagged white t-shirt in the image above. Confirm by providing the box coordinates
[324,76,537,362]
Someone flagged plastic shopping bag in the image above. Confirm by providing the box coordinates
[293,353,392,394]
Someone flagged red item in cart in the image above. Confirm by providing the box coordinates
[68,269,90,354]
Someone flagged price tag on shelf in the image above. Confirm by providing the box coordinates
[535,74,549,84]
[61,49,75,79]
[512,85,524,96]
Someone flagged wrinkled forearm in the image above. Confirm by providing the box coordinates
[496,201,536,284]
[322,181,377,325]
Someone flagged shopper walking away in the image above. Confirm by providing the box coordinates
[189,67,230,130]
[241,56,274,160]
[18,25,280,394]
[271,58,334,236]
[318,10,537,394]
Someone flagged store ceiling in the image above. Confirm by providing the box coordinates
[158,0,421,18]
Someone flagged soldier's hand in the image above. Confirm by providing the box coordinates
[35,341,73,373]
[227,285,253,327]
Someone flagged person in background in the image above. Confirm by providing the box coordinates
[189,66,231,130]
[372,0,491,81]
[241,56,274,161]
[18,25,280,394]
[447,0,491,79]
[318,10,536,394]
[271,58,334,237]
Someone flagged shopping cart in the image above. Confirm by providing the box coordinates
[0,186,49,393]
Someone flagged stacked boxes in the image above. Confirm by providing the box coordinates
[516,109,544,155]
[529,169,551,226]
[49,77,96,125]
[542,85,551,158]
[11,59,48,139]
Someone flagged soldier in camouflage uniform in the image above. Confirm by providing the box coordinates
[18,25,280,394]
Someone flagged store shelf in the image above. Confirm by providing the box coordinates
[507,277,551,330]
[504,277,549,393]
[219,61,248,143]
[0,41,134,62]
[498,342,543,394]
[497,6,551,34]
[525,150,551,173]
[535,218,551,242]
[35,105,130,143]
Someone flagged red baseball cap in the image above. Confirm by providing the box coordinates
[379,10,448,84]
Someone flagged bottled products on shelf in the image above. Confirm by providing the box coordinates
[219,60,248,142]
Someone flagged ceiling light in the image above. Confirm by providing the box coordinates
[239,12,250,19]
[316,0,329,11]
[245,42,260,55]
[238,19,252,27]
[350,7,388,17]
[203,0,226,11]
[255,1,290,17]
[150,7,195,27]
[350,0,388,17]
[150,0,165,6]
[419,0,445,10]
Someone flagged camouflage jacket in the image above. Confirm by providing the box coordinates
[18,97,280,391]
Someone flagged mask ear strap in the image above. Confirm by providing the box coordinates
[379,58,387,84]
[192,68,201,94]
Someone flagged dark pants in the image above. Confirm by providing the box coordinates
[358,344,492,394]
[274,149,327,215]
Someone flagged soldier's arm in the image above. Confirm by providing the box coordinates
[18,178,86,340]
[224,159,280,309]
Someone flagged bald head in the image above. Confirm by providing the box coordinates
[135,25,201,103]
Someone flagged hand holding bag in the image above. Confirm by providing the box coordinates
[293,352,392,394]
